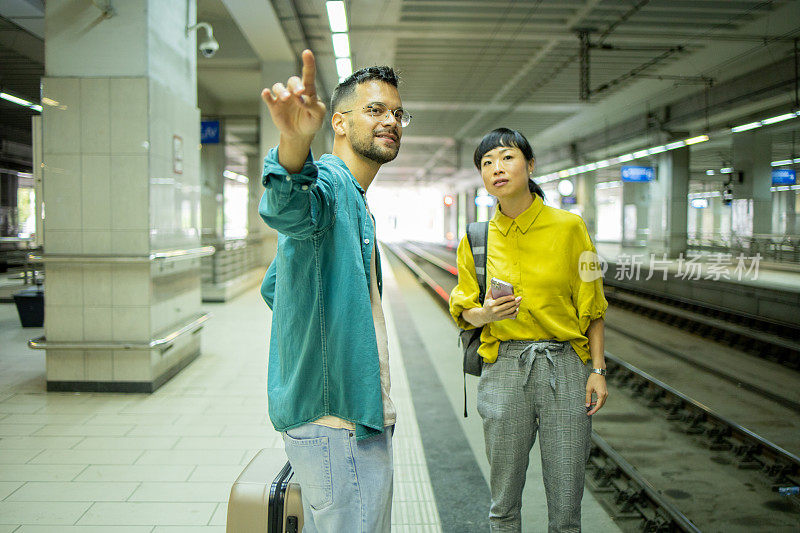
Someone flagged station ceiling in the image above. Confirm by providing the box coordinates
[1,1,799,186]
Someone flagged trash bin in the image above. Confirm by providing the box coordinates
[13,288,44,327]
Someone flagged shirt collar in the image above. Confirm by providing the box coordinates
[491,194,543,236]
[320,153,365,195]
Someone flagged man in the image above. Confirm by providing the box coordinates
[258,49,408,533]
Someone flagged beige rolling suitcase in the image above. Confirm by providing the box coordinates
[227,448,304,533]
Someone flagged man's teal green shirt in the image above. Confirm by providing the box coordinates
[259,147,384,441]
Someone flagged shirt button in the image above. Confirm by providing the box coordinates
[364,238,370,245]
[301,185,309,191]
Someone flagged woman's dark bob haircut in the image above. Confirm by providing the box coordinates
[473,128,544,199]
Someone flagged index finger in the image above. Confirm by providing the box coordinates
[301,50,317,99]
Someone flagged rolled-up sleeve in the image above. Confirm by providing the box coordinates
[449,235,482,330]
[259,147,336,239]
[572,221,608,334]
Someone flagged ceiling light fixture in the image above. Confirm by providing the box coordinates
[326,1,348,33]
[731,111,800,133]
[336,57,353,80]
[1,92,42,112]
[223,170,249,184]
[535,134,710,183]
[331,33,350,58]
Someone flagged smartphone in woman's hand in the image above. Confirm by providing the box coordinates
[490,277,514,299]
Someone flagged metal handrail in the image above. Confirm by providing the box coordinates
[28,246,215,264]
[28,312,212,351]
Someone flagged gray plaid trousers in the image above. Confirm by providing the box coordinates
[477,340,592,533]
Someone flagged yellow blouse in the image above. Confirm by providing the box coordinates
[449,194,608,364]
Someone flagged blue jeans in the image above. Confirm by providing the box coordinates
[282,423,394,533]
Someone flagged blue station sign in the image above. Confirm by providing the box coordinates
[772,168,796,185]
[201,120,220,144]
[621,166,655,182]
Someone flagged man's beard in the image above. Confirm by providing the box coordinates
[351,129,400,164]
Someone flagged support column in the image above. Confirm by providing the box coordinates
[786,191,797,235]
[732,132,772,236]
[467,188,478,224]
[41,0,204,392]
[648,145,689,256]
[621,179,649,248]
[200,117,225,245]
[576,172,597,238]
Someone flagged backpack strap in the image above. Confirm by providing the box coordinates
[463,221,490,417]
[466,221,489,300]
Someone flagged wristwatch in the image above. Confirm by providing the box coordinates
[590,368,607,376]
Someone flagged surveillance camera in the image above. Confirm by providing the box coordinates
[187,22,219,58]
[199,37,219,58]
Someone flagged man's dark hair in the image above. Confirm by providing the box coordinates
[331,66,400,112]
[473,128,544,199]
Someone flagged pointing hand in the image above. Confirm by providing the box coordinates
[261,50,327,140]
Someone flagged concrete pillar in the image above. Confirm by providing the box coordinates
[467,188,478,224]
[576,172,597,238]
[648,145,689,256]
[40,0,203,392]
[787,191,797,235]
[621,180,648,247]
[200,117,225,244]
[773,190,796,235]
[732,132,772,236]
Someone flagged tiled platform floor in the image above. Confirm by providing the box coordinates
[0,261,441,531]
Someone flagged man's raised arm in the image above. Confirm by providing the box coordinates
[260,50,327,173]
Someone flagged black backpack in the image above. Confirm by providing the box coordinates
[458,221,489,416]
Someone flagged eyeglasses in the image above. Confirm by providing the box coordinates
[340,103,412,127]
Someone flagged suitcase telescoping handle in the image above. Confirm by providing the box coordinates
[270,461,299,533]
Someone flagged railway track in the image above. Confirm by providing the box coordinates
[602,282,800,371]
[385,241,800,532]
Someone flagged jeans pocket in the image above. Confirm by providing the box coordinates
[283,429,333,511]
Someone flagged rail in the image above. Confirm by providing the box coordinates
[28,246,216,264]
[28,312,212,351]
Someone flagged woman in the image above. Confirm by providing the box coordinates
[449,128,608,533]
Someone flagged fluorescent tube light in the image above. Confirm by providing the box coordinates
[665,141,686,150]
[336,57,353,79]
[731,121,762,133]
[1,91,41,112]
[683,135,709,145]
[762,112,797,125]
[331,33,350,58]
[326,1,348,33]
[223,170,249,184]
[1,92,34,106]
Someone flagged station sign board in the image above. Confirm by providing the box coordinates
[772,168,796,185]
[621,166,655,182]
[201,120,220,144]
